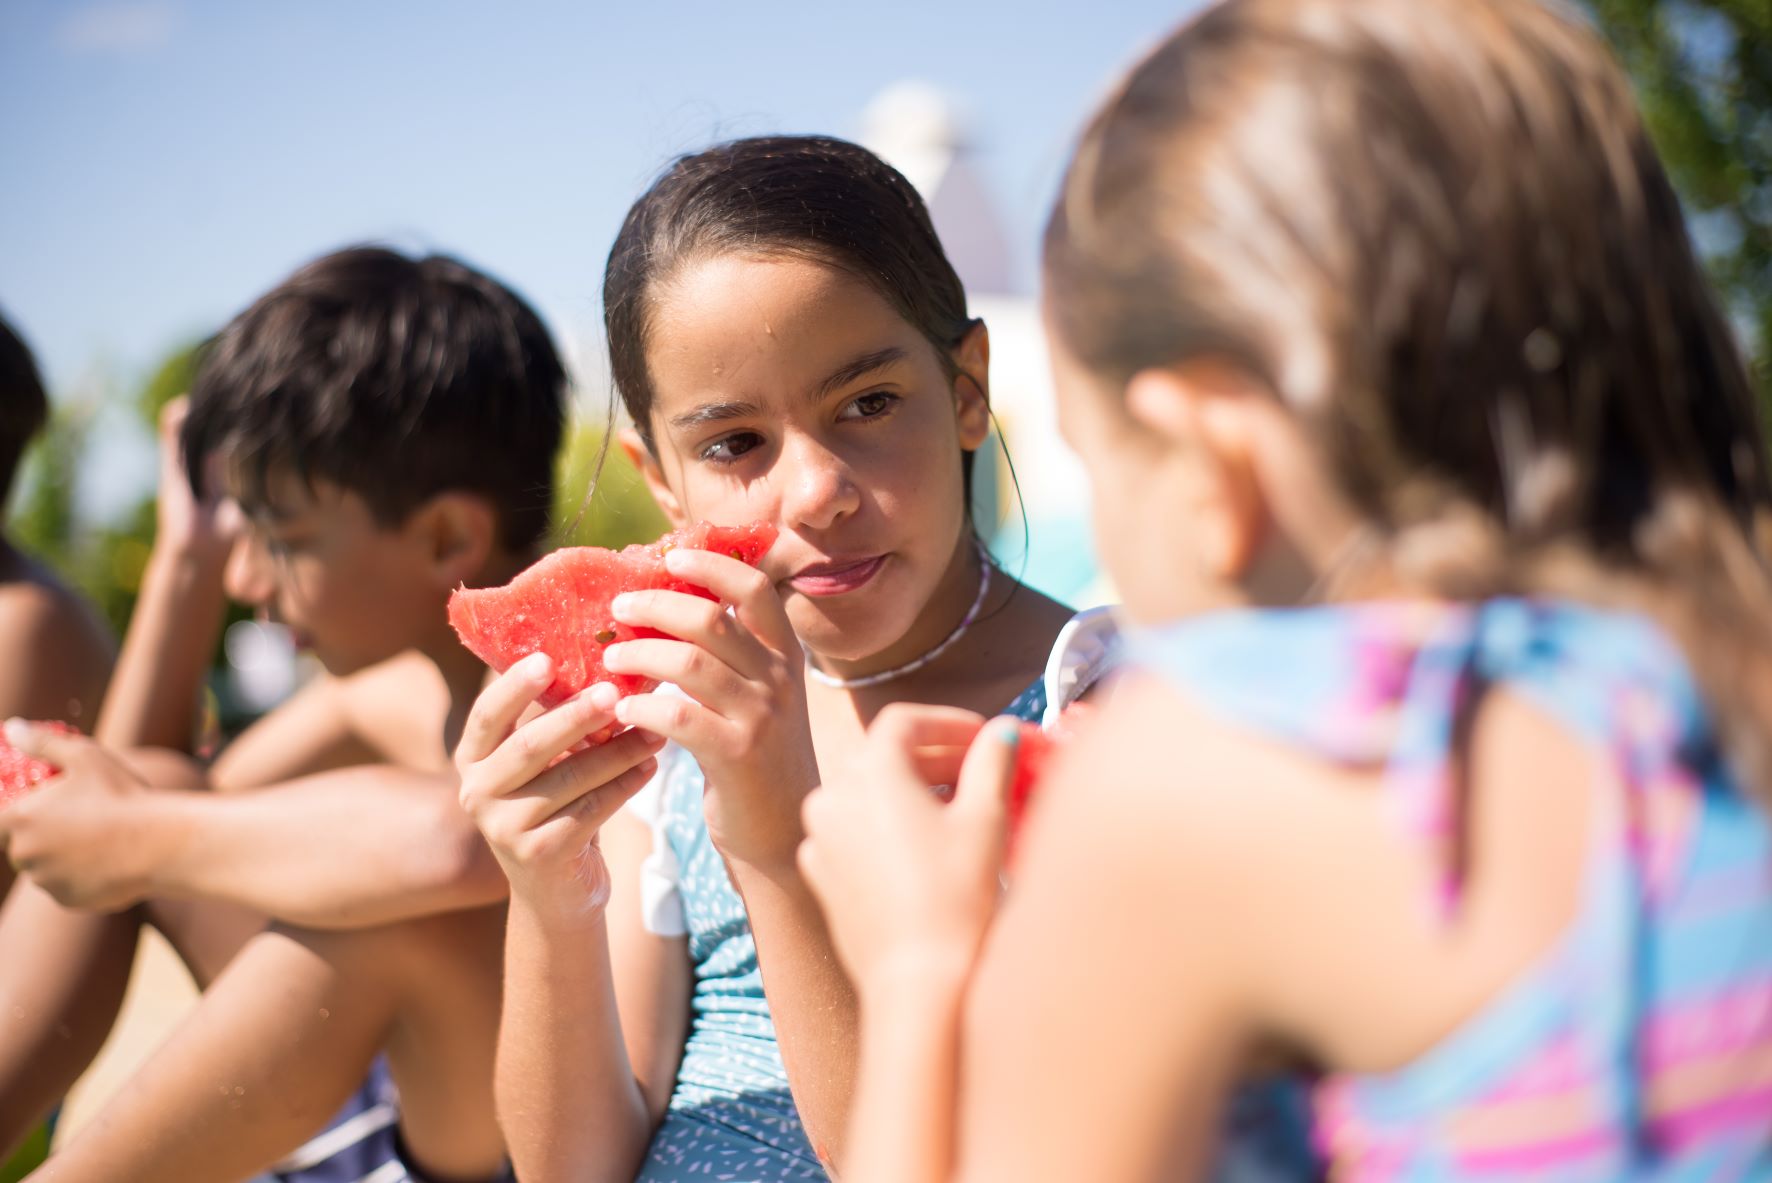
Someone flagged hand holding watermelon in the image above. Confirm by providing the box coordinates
[451,523,778,917]
[0,721,168,911]
[799,705,1018,999]
[601,539,819,873]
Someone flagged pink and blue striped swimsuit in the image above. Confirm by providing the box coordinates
[1135,598,1772,1180]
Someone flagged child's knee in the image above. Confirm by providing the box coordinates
[118,746,210,790]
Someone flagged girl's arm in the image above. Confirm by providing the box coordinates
[454,655,678,1181]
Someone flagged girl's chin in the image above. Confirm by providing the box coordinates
[788,607,911,669]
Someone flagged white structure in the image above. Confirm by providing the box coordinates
[864,82,1109,607]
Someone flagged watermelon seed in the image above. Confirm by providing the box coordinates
[594,628,616,645]
[729,548,742,559]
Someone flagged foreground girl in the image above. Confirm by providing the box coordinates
[454,136,1079,1180]
[801,0,1772,1178]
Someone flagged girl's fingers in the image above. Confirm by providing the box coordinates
[608,588,774,681]
[492,727,665,832]
[611,690,724,753]
[860,704,991,787]
[455,652,555,766]
[546,749,661,833]
[602,638,754,711]
[470,682,621,795]
[660,548,799,655]
[951,716,1022,829]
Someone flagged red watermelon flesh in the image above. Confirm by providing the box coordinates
[0,721,77,808]
[448,522,777,709]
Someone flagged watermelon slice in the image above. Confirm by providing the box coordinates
[0,721,77,808]
[448,522,777,708]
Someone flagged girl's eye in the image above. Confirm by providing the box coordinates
[699,431,764,464]
[838,390,899,421]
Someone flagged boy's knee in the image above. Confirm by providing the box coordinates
[274,904,503,997]
[118,746,210,791]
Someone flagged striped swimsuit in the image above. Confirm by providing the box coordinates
[1136,599,1772,1180]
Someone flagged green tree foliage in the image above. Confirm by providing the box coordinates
[552,421,671,550]
[1588,0,1772,401]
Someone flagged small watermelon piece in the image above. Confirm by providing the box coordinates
[0,721,77,808]
[1006,704,1094,846]
[448,522,777,708]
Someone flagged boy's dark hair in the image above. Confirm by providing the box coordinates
[0,312,50,511]
[183,247,566,550]
[604,135,979,492]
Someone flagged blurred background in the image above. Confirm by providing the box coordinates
[0,0,1765,727]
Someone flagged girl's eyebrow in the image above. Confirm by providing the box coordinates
[810,346,907,401]
[668,400,762,432]
[667,347,909,433]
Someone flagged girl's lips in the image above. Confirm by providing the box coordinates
[788,555,886,597]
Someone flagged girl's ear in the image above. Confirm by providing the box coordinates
[407,491,498,587]
[952,320,992,451]
[1125,359,1268,582]
[619,428,688,528]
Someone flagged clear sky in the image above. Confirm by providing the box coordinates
[1,0,1203,398]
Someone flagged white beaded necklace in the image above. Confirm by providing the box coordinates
[804,543,994,690]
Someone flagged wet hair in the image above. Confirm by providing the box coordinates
[603,135,980,490]
[0,312,50,511]
[1046,0,1772,788]
[183,246,566,550]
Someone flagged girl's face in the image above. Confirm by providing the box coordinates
[632,253,991,664]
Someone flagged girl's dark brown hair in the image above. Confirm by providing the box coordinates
[1046,0,1772,789]
[603,135,979,488]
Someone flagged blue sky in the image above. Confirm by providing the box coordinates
[1,0,1202,397]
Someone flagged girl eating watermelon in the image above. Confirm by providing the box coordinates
[796,0,1772,1178]
[452,136,1110,1181]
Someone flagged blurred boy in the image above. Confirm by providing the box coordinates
[0,248,596,1182]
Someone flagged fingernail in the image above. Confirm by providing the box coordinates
[994,719,1022,750]
[518,652,551,678]
[3,718,28,747]
[610,593,635,617]
[588,682,620,710]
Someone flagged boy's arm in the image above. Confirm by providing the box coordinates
[96,398,235,753]
[132,764,506,927]
[0,731,506,927]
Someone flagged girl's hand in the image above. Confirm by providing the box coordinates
[602,546,817,871]
[455,653,667,923]
[798,705,1019,999]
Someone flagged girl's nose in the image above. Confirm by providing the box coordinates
[779,436,861,533]
[222,532,277,608]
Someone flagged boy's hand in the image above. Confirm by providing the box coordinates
[798,705,1014,1000]
[602,546,817,872]
[0,721,166,911]
[455,653,666,924]
[155,396,242,564]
